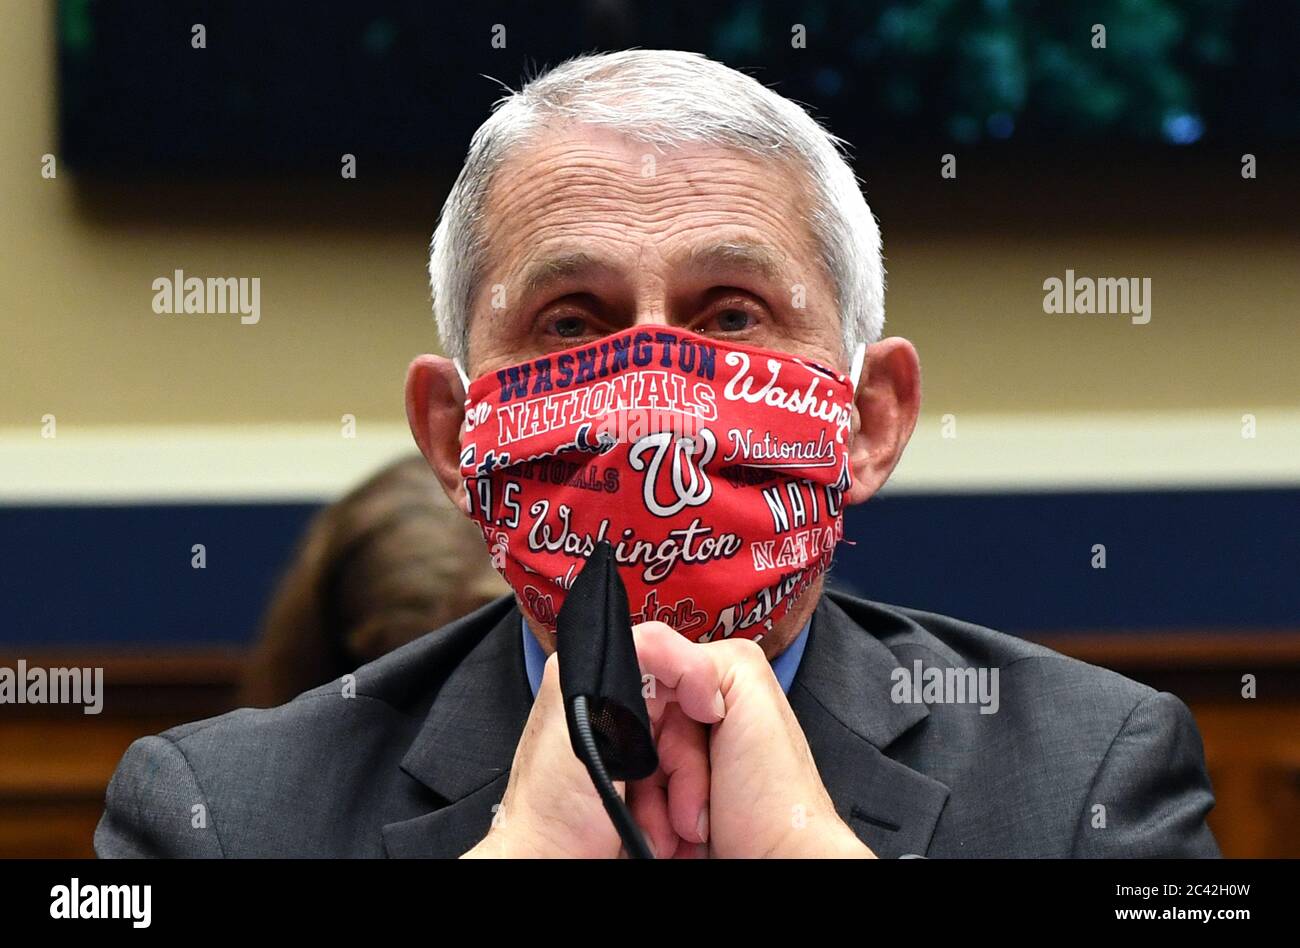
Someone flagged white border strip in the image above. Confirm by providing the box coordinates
[884,409,1300,494]
[0,411,1296,504]
[0,424,419,504]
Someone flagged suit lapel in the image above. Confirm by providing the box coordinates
[788,591,951,857]
[382,598,531,858]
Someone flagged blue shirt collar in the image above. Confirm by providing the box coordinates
[521,613,812,699]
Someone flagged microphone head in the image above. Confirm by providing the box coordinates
[556,540,659,781]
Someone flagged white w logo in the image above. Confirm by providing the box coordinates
[628,429,717,518]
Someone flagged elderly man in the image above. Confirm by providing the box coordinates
[95,50,1218,859]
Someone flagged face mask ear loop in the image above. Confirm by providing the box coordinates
[453,358,474,516]
[453,357,472,395]
[849,341,868,391]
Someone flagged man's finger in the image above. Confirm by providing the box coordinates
[627,774,676,860]
[657,703,711,844]
[695,636,777,709]
[633,622,726,725]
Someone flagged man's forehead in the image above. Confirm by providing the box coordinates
[516,239,785,298]
[492,123,796,176]
[478,128,818,281]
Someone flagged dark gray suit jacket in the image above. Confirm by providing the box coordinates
[94,590,1220,857]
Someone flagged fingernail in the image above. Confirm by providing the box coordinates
[696,808,709,844]
[647,838,659,860]
[713,691,726,720]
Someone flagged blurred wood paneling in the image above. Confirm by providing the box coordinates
[2,635,1297,858]
[0,650,243,859]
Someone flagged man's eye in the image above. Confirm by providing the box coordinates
[713,308,754,333]
[552,314,588,338]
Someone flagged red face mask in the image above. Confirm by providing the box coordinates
[457,326,863,643]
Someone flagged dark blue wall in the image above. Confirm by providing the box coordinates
[0,503,318,646]
[828,488,1299,634]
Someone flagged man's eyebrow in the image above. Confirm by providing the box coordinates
[683,240,784,280]
[519,251,614,297]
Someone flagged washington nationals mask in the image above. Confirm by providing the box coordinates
[456,325,865,643]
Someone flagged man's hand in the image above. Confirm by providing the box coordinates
[699,637,876,858]
[463,622,724,858]
[464,621,872,858]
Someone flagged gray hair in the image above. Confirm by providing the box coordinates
[428,49,885,369]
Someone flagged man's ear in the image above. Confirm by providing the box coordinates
[405,354,469,513]
[846,336,921,506]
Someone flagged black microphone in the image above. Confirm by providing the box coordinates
[555,539,659,858]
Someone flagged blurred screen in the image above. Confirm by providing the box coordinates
[58,0,1300,175]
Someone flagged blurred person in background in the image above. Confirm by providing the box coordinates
[239,456,509,708]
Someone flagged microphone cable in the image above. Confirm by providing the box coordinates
[569,695,655,859]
